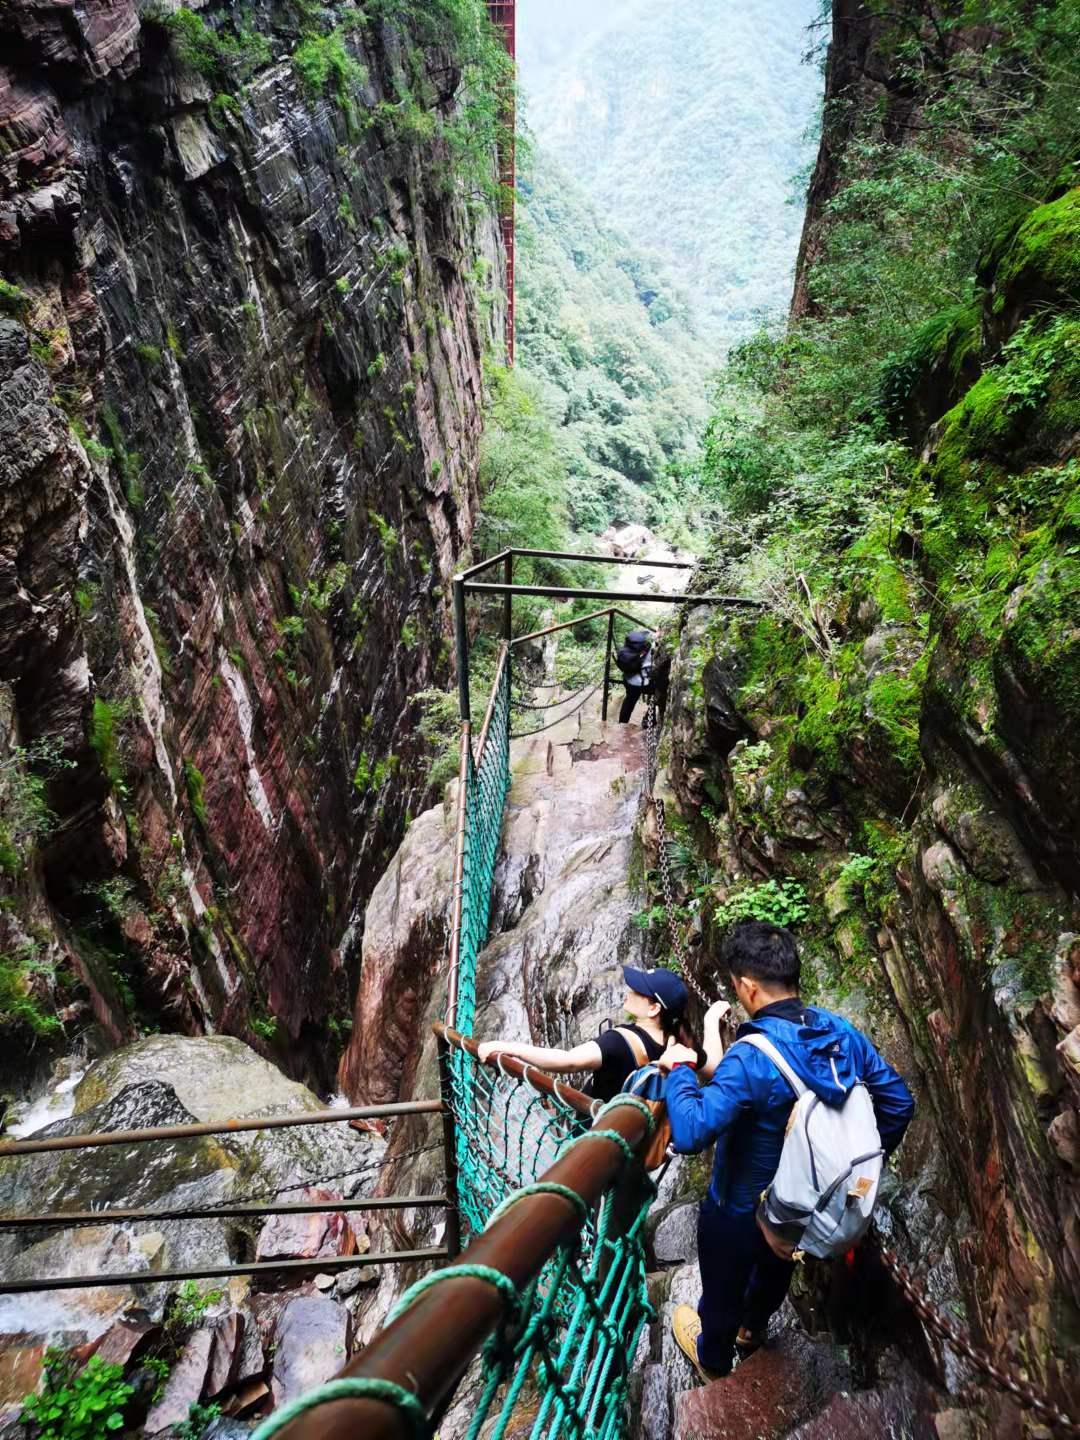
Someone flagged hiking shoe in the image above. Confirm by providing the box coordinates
[672,1304,725,1384]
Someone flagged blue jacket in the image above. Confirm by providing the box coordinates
[666,1000,915,1213]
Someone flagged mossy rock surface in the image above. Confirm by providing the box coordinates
[996,186,1080,303]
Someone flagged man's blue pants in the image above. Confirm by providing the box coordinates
[696,1194,795,1374]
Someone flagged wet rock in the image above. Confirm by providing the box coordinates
[337,802,456,1105]
[0,1336,45,1417]
[88,1315,157,1370]
[639,1362,675,1440]
[673,1329,852,1440]
[270,1295,351,1407]
[651,1203,698,1266]
[145,1326,215,1436]
[255,1188,367,1263]
[206,1311,246,1399]
[204,1421,256,1439]
[785,1372,939,1439]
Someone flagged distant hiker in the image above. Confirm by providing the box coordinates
[660,921,915,1382]
[615,629,669,724]
[477,965,694,1102]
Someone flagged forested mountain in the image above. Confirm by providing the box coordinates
[514,154,711,538]
[518,0,820,342]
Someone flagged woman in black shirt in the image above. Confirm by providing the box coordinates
[477,966,698,1102]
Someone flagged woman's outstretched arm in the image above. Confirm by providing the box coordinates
[476,1039,604,1072]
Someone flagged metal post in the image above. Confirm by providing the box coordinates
[453,574,470,722]
[601,608,615,722]
[436,1035,462,1258]
[502,552,513,642]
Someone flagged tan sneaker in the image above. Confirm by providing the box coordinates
[672,1304,725,1384]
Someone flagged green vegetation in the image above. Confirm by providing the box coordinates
[516,154,709,539]
[352,752,397,795]
[368,510,399,561]
[166,1280,224,1334]
[135,342,162,367]
[0,738,72,876]
[89,698,127,794]
[19,1350,132,1438]
[99,406,144,509]
[519,0,818,341]
[164,6,270,88]
[183,760,209,828]
[251,1014,279,1041]
[0,278,31,318]
[292,28,367,118]
[713,878,810,931]
[1,943,61,1038]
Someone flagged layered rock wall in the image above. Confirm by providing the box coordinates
[0,0,503,1088]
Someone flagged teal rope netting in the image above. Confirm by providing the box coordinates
[254,645,657,1440]
[437,650,657,1438]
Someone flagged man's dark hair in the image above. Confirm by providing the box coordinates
[720,921,801,989]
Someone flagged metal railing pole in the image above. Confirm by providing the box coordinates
[445,723,471,1031]
[265,1095,651,1439]
[601,608,615,722]
[0,1100,443,1157]
[453,574,470,722]
[502,552,513,641]
[436,1035,462,1259]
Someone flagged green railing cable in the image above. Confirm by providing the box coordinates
[252,637,658,1440]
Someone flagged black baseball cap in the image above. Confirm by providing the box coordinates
[623,965,688,1017]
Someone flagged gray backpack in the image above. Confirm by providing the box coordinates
[735,1033,885,1262]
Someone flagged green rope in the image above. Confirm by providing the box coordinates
[485,1181,589,1229]
[250,1378,427,1440]
[387,1262,521,1326]
[557,1127,640,1166]
[596,1093,657,1132]
[436,645,660,1440]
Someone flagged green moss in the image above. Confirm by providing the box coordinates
[996,185,1080,300]
[0,279,30,319]
[89,698,125,791]
[1005,553,1080,721]
[865,655,927,778]
[136,342,162,367]
[183,759,209,828]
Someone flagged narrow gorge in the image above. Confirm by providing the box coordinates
[1,0,1078,1438]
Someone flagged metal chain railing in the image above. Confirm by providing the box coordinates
[645,701,1078,1434]
[879,1247,1080,1436]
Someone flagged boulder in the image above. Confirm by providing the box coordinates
[145,1326,215,1436]
[270,1295,351,1406]
[255,1188,368,1264]
[651,1203,698,1266]
[673,1329,852,1440]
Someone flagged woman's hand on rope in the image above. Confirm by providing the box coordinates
[704,1000,732,1026]
[658,1044,699,1072]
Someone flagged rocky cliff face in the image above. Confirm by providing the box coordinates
[664,4,1080,1428]
[0,0,503,1092]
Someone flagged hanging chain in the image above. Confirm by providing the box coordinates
[644,700,1078,1433]
[878,1246,1080,1436]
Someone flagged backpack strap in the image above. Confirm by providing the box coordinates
[734,1033,808,1098]
[614,1026,650,1069]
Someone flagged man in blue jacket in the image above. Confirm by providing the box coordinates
[658,920,915,1382]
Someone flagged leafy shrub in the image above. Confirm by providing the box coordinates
[19,1350,133,1438]
[166,1281,224,1334]
[713,878,810,931]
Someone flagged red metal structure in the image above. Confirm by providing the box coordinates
[486,0,516,364]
